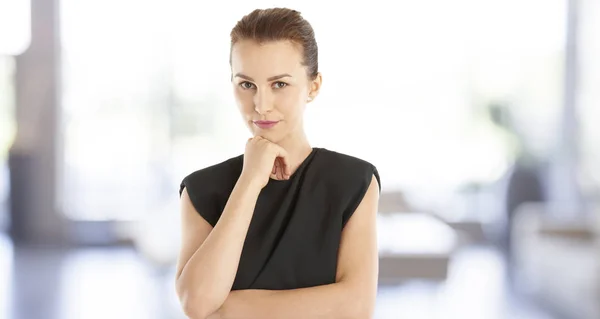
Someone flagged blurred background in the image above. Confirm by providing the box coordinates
[0,0,599,318]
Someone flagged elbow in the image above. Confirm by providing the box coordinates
[176,281,219,319]
[179,292,218,319]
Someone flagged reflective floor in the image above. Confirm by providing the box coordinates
[0,234,558,319]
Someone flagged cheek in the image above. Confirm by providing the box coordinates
[234,90,253,115]
[275,90,305,114]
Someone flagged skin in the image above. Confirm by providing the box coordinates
[231,39,322,179]
[175,39,380,319]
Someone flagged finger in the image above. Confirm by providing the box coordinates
[282,164,289,180]
[275,146,288,162]
[277,157,288,178]
[279,158,289,179]
[272,162,277,175]
[278,156,290,178]
[275,159,281,177]
[278,160,284,180]
[274,158,280,180]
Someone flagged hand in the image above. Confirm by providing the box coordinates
[240,136,290,189]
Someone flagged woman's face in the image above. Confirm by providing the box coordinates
[230,40,320,143]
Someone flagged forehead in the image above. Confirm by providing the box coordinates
[231,40,305,78]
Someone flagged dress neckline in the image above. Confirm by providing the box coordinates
[268,147,321,183]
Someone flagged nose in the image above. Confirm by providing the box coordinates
[253,89,274,114]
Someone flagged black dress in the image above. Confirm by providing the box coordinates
[179,147,380,290]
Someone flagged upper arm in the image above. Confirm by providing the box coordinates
[335,174,380,312]
[175,187,214,281]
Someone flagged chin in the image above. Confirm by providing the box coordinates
[253,130,284,143]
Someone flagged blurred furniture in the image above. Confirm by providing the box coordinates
[512,202,600,319]
[377,212,459,283]
[378,191,412,213]
[432,209,487,245]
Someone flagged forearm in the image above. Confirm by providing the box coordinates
[217,282,369,319]
[177,177,262,317]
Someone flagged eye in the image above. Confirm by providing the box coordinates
[239,81,255,90]
[273,81,287,89]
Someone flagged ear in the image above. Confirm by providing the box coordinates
[307,72,322,102]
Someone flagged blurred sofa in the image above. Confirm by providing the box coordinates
[511,202,600,319]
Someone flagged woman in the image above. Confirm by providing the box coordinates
[175,8,380,319]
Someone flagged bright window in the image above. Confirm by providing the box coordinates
[579,0,600,195]
[0,0,30,55]
[59,0,566,220]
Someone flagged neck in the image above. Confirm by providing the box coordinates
[276,131,313,174]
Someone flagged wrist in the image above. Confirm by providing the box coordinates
[236,174,264,192]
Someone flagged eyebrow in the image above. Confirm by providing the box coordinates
[234,73,292,81]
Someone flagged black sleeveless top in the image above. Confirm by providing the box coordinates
[179,147,380,291]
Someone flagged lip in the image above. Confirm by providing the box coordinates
[253,120,280,129]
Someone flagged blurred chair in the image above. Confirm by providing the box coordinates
[378,212,459,283]
[511,202,600,319]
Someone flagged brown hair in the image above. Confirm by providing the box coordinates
[230,8,319,80]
